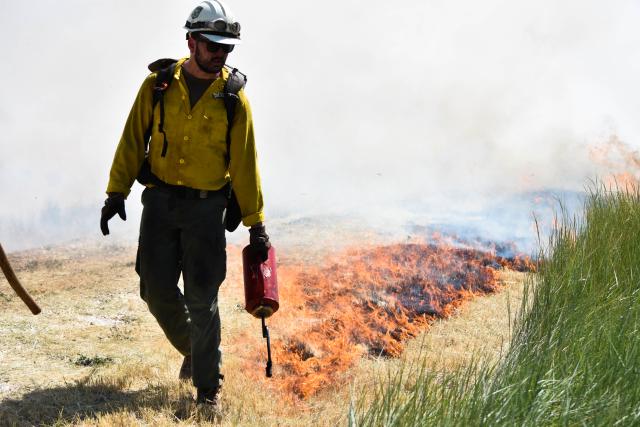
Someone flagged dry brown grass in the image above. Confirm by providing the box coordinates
[0,240,525,426]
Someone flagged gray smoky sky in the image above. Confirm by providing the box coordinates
[1,0,640,251]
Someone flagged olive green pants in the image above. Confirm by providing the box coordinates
[136,187,227,390]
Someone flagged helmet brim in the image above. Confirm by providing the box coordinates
[203,33,241,45]
[191,31,242,45]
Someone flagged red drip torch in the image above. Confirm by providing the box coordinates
[243,245,279,377]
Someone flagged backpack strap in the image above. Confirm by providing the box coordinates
[221,66,247,231]
[144,60,245,163]
[139,60,247,199]
[223,66,247,166]
[144,59,177,157]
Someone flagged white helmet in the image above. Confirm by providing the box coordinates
[184,1,242,45]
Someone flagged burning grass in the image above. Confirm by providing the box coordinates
[259,242,533,399]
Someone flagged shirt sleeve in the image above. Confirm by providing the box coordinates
[228,89,265,226]
[106,75,155,197]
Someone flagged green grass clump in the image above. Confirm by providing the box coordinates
[353,185,640,426]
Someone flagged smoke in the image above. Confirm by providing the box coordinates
[1,0,639,251]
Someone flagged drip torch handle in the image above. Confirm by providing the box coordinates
[262,316,273,378]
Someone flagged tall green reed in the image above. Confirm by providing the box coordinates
[353,184,640,426]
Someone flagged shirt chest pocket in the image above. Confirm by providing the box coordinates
[196,102,228,149]
[187,105,229,173]
[161,96,188,138]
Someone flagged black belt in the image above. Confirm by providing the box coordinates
[153,183,225,200]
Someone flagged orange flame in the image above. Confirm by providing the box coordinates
[238,241,533,399]
[589,135,640,188]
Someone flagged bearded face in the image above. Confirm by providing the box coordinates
[193,41,228,74]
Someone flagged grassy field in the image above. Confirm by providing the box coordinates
[0,233,525,426]
[353,186,640,426]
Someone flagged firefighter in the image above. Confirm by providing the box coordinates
[100,0,270,406]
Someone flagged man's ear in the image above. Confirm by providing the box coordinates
[187,34,197,54]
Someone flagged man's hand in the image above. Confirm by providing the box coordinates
[249,223,271,262]
[100,193,126,236]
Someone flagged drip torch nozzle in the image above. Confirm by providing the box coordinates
[262,315,273,378]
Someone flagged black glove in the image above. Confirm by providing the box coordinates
[100,193,126,236]
[249,223,271,262]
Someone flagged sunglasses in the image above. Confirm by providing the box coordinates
[192,33,235,53]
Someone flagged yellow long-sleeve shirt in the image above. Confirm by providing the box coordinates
[107,58,264,226]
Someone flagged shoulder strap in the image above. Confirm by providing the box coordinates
[143,61,246,165]
[144,59,177,157]
[223,66,247,166]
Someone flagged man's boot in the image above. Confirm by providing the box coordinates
[179,355,192,380]
[196,386,220,406]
